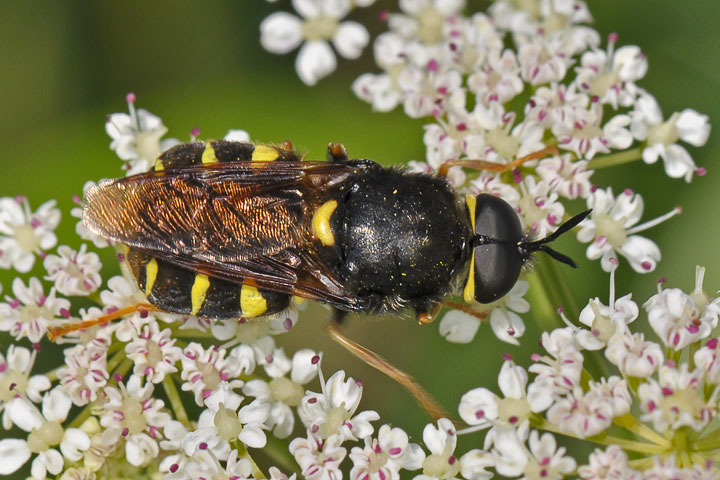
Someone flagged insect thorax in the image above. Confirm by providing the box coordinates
[317,167,472,313]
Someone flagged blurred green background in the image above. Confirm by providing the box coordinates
[0,0,718,474]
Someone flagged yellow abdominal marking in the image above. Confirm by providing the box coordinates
[312,200,338,246]
[191,274,211,315]
[464,194,477,303]
[252,145,280,162]
[241,285,268,317]
[154,158,165,171]
[201,142,218,164]
[145,259,158,296]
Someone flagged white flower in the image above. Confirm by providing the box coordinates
[0,196,60,273]
[586,376,631,418]
[516,176,564,239]
[290,431,347,480]
[638,363,714,432]
[349,424,425,480]
[415,418,460,480]
[604,330,663,378]
[43,244,102,296]
[243,348,318,438]
[439,280,529,345]
[574,266,639,350]
[390,0,466,45]
[546,386,614,438]
[695,337,720,384]
[468,49,523,106]
[536,155,593,200]
[631,91,710,182]
[517,39,574,86]
[125,319,182,383]
[529,328,583,394]
[577,445,640,480]
[180,342,245,406]
[576,187,679,273]
[0,390,90,478]
[260,0,370,85]
[575,36,647,109]
[57,342,109,406]
[97,375,171,467]
[352,32,410,112]
[458,359,553,432]
[0,277,71,343]
[644,287,718,351]
[521,430,576,480]
[106,93,179,175]
[298,370,379,441]
[553,107,633,160]
[0,345,50,429]
[524,82,589,131]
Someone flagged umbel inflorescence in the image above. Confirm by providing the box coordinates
[0,1,716,479]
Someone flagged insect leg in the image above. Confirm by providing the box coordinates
[325,318,453,421]
[47,303,161,341]
[440,301,490,322]
[326,143,349,162]
[437,145,558,177]
[417,303,443,325]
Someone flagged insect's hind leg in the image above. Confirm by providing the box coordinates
[438,145,558,177]
[47,303,161,341]
[325,309,453,422]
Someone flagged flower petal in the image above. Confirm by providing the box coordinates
[332,21,369,59]
[296,41,337,85]
[260,12,304,54]
[439,309,480,343]
[0,439,31,475]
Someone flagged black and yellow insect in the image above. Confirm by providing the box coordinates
[81,140,588,326]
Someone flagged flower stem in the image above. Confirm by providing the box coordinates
[162,375,190,428]
[613,413,671,447]
[587,147,644,169]
[535,419,667,455]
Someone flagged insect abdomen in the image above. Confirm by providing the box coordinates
[153,141,301,170]
[124,249,289,318]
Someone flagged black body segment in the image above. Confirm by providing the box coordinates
[472,194,524,303]
[154,141,301,171]
[125,248,289,318]
[320,168,472,313]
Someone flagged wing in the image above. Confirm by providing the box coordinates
[84,161,370,310]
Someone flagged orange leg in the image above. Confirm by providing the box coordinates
[47,303,162,341]
[438,145,558,177]
[326,322,454,422]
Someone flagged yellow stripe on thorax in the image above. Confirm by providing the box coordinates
[191,274,211,315]
[312,200,338,246]
[201,142,218,164]
[251,145,279,162]
[145,258,158,297]
[154,158,165,171]
[241,284,268,317]
[463,194,477,303]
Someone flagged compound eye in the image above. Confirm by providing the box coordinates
[473,243,523,303]
[464,194,524,304]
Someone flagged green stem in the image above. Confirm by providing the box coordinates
[162,375,190,428]
[535,419,667,455]
[106,349,127,374]
[612,413,671,447]
[587,147,644,169]
[692,435,720,451]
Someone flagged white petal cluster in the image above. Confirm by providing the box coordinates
[0,196,60,273]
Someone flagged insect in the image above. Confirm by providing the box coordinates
[51,140,589,418]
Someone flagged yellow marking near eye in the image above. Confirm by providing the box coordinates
[241,284,268,318]
[201,142,218,164]
[154,159,165,171]
[252,145,280,162]
[312,200,338,246]
[463,255,476,303]
[464,194,477,303]
[191,274,211,315]
[145,259,158,296]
